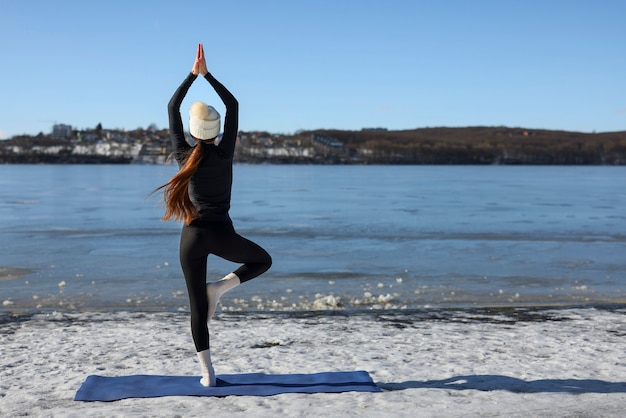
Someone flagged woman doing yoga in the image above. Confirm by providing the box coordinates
[156,43,272,387]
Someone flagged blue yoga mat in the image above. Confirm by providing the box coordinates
[74,371,381,401]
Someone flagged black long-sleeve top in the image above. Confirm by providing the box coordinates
[168,72,239,222]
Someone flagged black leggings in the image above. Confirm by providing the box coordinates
[180,221,272,351]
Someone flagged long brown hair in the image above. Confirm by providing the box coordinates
[155,143,204,225]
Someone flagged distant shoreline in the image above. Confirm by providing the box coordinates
[2,126,625,165]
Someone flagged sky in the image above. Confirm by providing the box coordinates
[1,0,625,139]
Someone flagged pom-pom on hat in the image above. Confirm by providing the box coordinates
[189,101,221,140]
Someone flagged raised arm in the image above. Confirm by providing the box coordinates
[204,72,239,154]
[167,72,197,157]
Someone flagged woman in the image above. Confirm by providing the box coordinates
[157,43,272,387]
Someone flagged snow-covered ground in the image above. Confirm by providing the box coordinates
[2,307,626,417]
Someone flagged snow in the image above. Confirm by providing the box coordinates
[2,307,626,417]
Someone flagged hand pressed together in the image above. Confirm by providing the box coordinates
[191,43,208,76]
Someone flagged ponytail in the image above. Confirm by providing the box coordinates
[156,143,204,225]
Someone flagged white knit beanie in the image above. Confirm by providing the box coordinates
[189,101,221,140]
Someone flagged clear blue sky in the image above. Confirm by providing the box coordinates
[1,0,625,139]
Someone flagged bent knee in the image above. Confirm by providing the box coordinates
[264,252,273,270]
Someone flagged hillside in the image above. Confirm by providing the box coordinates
[259,126,626,164]
[2,126,625,165]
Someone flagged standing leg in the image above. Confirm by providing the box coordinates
[179,225,215,386]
